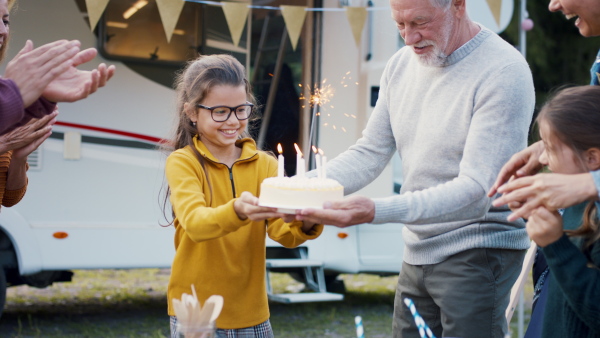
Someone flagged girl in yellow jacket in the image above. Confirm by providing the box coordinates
[164,54,323,338]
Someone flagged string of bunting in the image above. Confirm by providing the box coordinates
[84,0,389,49]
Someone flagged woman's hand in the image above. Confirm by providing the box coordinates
[488,141,545,197]
[493,173,597,221]
[0,109,57,154]
[4,40,80,107]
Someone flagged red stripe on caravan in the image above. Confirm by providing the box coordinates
[55,121,164,144]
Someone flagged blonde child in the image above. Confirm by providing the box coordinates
[164,54,322,337]
[525,85,600,338]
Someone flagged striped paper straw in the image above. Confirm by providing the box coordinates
[355,316,365,338]
[403,298,436,338]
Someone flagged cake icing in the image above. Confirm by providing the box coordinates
[259,176,343,212]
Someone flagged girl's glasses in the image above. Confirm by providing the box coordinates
[196,103,254,122]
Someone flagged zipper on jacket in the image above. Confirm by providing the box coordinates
[228,166,236,198]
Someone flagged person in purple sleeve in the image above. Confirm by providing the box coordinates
[0,0,115,211]
[0,0,115,135]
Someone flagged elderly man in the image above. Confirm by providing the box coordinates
[291,0,535,337]
[489,0,600,218]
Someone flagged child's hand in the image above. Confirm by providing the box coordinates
[234,191,285,221]
[525,206,564,247]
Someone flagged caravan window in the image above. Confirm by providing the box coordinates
[74,0,249,87]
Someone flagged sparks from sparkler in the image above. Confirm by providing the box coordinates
[297,72,360,167]
[313,72,359,134]
[299,79,335,160]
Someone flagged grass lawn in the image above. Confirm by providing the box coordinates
[0,269,532,337]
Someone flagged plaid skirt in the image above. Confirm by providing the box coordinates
[170,316,274,338]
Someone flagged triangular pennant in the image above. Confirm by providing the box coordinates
[280,5,307,51]
[345,7,367,47]
[85,0,110,32]
[222,2,250,47]
[156,0,185,43]
[486,0,502,27]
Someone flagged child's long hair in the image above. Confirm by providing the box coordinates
[536,85,600,252]
[161,54,257,223]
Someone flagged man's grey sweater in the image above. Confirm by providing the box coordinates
[324,27,536,265]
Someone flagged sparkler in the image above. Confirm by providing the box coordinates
[299,79,335,161]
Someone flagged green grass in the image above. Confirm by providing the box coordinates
[0,269,532,337]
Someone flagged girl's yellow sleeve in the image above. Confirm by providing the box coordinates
[166,151,250,242]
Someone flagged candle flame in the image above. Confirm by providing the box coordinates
[294,143,303,156]
[318,148,324,155]
[312,145,318,154]
[277,143,282,154]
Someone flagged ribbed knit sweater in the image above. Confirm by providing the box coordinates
[0,151,27,209]
[541,203,600,338]
[0,78,56,135]
[324,26,536,265]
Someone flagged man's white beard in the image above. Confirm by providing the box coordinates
[415,42,448,67]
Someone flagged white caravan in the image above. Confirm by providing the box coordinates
[0,0,514,311]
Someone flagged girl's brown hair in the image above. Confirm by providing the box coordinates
[161,54,257,223]
[536,85,600,251]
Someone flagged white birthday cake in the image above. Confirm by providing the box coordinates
[259,176,344,213]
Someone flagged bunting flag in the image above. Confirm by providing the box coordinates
[345,7,367,47]
[156,0,186,42]
[280,5,307,51]
[222,2,250,47]
[486,0,502,27]
[85,0,110,31]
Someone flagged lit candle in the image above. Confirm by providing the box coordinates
[277,143,284,177]
[312,145,321,179]
[319,148,327,179]
[294,143,305,177]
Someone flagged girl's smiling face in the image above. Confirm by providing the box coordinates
[188,84,248,156]
[538,119,587,174]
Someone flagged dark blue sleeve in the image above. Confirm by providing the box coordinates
[542,234,600,332]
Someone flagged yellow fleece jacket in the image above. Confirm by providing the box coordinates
[166,137,323,329]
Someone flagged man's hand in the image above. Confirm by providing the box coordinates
[488,141,544,197]
[0,109,57,154]
[492,172,597,221]
[42,48,116,103]
[4,40,81,107]
[291,195,375,228]
[526,206,564,247]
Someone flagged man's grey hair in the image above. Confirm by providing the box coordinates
[430,0,453,10]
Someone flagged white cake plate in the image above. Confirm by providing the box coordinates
[258,202,323,215]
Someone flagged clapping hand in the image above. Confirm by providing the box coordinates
[42,48,115,103]
[0,109,57,155]
[4,40,81,107]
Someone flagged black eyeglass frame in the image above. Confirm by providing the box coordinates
[196,103,254,122]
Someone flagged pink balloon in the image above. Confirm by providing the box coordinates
[521,18,534,31]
